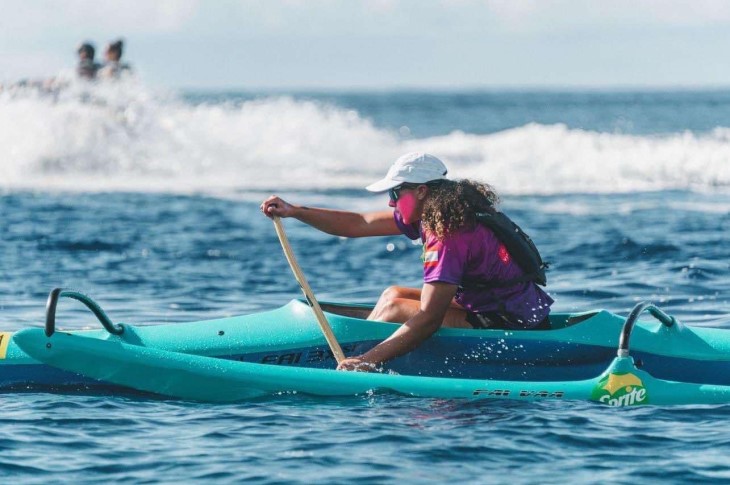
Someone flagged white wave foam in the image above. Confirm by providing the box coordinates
[411,124,730,194]
[2,83,730,195]
[0,80,401,193]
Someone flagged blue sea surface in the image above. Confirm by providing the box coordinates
[2,87,730,483]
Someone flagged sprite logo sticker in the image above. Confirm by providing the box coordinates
[592,372,648,406]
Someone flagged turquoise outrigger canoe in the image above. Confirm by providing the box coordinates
[4,288,730,406]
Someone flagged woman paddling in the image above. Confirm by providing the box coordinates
[261,152,553,371]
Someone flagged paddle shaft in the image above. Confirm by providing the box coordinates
[272,216,346,364]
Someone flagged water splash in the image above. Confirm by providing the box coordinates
[2,82,730,195]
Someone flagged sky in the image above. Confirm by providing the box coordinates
[1,0,730,90]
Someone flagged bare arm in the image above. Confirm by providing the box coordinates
[261,195,400,238]
[338,282,458,370]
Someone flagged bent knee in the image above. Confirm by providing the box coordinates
[380,286,404,303]
[380,286,418,303]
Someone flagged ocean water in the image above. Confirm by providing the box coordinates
[2,81,730,483]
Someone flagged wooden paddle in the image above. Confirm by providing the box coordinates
[272,216,346,364]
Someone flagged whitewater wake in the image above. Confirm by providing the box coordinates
[2,81,730,195]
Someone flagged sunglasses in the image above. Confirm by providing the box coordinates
[388,182,442,202]
[388,184,413,202]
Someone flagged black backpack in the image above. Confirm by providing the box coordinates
[460,211,548,289]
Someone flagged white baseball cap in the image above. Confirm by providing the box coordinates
[365,152,449,192]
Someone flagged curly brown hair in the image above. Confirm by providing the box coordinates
[421,179,500,240]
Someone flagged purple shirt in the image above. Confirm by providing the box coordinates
[394,212,553,329]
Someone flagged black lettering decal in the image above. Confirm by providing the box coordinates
[518,390,563,399]
[278,353,301,365]
[473,389,511,397]
[261,354,279,364]
[307,349,325,363]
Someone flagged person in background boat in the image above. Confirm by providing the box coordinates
[76,41,101,80]
[98,39,132,79]
[261,152,553,372]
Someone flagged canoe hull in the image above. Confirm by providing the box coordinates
[5,299,730,404]
[13,328,730,406]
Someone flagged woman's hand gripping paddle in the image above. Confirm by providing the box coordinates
[272,216,346,365]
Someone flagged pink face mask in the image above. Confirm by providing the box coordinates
[393,189,420,224]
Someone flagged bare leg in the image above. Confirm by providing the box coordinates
[368,286,472,328]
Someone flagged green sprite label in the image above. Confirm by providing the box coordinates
[592,372,649,406]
